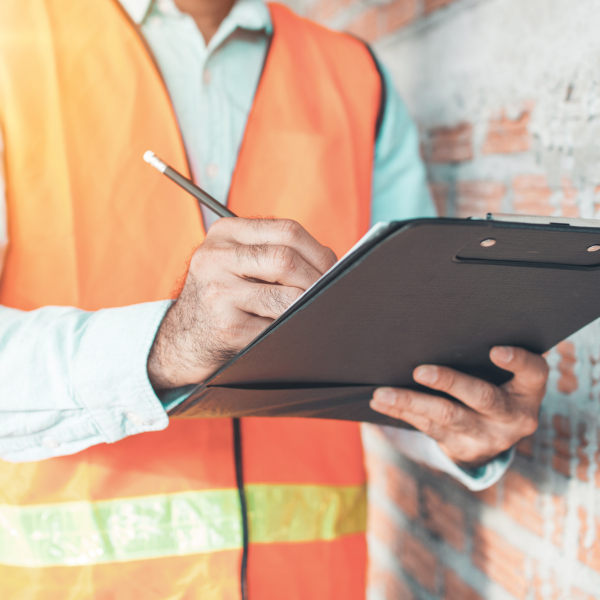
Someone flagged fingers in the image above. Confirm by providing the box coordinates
[210,218,337,275]
[490,346,549,397]
[227,243,323,291]
[370,387,476,437]
[412,364,503,416]
[233,280,305,319]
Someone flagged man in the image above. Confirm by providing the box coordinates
[0,0,548,598]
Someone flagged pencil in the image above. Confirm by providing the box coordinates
[144,151,237,219]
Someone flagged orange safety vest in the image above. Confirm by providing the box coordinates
[0,1,382,598]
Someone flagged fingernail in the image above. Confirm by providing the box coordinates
[414,365,438,385]
[373,388,397,406]
[492,346,514,363]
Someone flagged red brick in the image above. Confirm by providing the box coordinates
[482,108,532,155]
[533,563,560,600]
[364,449,387,490]
[577,421,590,482]
[429,182,449,217]
[345,7,380,42]
[472,483,498,507]
[472,525,528,599]
[516,435,535,459]
[512,175,553,215]
[502,471,544,536]
[552,414,571,476]
[551,495,567,548]
[429,123,473,163]
[368,565,416,600]
[369,504,402,554]
[444,569,483,600]
[386,463,420,519]
[578,507,600,573]
[557,341,578,395]
[400,531,438,593]
[423,486,465,551]
[424,0,458,15]
[455,181,505,218]
[380,0,418,35]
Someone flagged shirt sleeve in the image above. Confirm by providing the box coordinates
[370,60,512,490]
[371,62,436,223]
[0,301,173,462]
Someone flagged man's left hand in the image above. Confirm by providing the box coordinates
[370,346,549,468]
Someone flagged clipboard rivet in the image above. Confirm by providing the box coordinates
[588,244,600,252]
[480,238,496,247]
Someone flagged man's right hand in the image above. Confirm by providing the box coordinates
[148,218,337,389]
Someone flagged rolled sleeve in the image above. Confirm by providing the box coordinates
[0,301,172,462]
[72,301,172,443]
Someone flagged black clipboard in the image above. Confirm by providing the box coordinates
[170,216,600,427]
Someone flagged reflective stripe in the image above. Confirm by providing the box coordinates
[0,484,366,567]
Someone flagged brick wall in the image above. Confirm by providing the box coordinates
[285,0,600,597]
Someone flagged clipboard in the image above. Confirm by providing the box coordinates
[170,215,600,427]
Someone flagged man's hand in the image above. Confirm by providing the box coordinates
[148,218,337,389]
[370,347,549,467]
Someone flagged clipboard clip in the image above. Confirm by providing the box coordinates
[485,213,600,228]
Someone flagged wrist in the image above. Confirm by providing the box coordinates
[147,303,215,389]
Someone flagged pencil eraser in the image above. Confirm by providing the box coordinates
[143,151,167,173]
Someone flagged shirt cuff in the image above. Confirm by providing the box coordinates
[380,427,514,491]
[72,300,173,443]
[157,384,198,412]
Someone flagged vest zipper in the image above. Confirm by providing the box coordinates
[233,418,249,600]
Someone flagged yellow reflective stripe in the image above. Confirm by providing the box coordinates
[248,484,366,544]
[0,484,366,567]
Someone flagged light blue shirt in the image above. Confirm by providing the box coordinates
[0,0,509,490]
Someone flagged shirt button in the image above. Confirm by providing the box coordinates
[203,70,212,85]
[126,411,144,426]
[206,163,219,178]
[42,436,60,449]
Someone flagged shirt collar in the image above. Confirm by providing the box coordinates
[118,0,153,24]
[118,0,272,33]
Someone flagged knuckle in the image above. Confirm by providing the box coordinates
[189,250,204,272]
[521,412,539,436]
[478,384,498,411]
[393,390,413,411]
[278,219,302,244]
[418,418,435,436]
[403,411,431,433]
[317,246,337,272]
[437,401,458,428]
[271,245,297,275]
